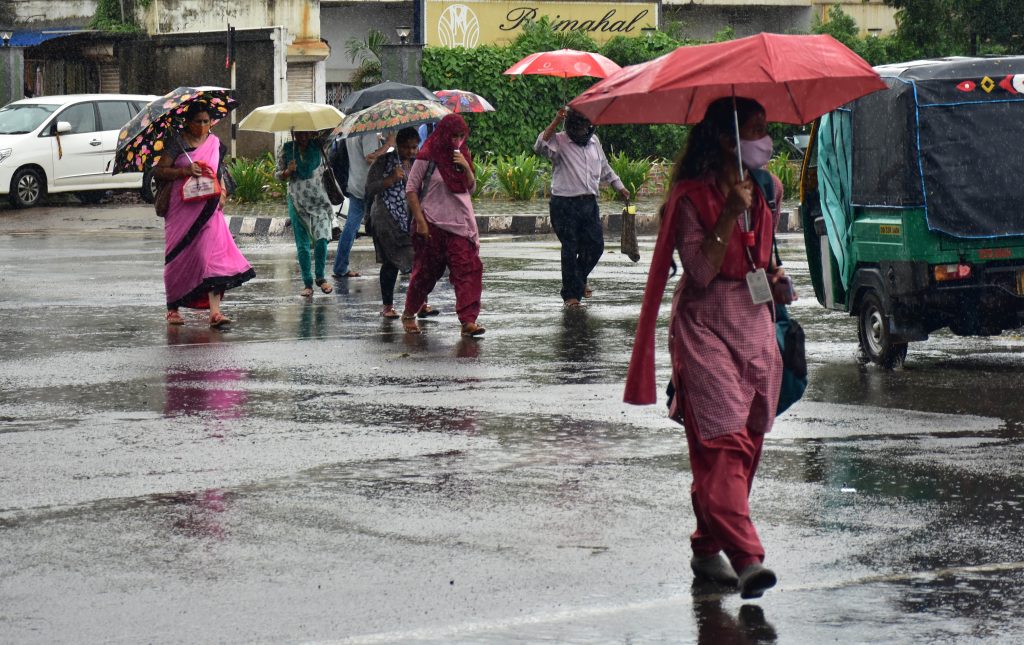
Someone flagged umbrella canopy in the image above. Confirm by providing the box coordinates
[434,89,495,113]
[504,49,622,79]
[338,81,438,113]
[113,86,238,174]
[568,33,887,125]
[330,99,451,139]
[237,102,345,133]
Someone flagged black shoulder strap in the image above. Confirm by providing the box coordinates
[749,168,776,213]
[418,161,436,201]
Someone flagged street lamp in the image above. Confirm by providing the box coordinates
[395,26,411,45]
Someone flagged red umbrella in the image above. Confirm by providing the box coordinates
[504,49,622,79]
[568,33,886,125]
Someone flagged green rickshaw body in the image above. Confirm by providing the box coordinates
[800,56,1024,366]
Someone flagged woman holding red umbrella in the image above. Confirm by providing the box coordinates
[626,97,791,599]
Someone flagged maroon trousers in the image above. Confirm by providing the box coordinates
[683,397,766,574]
[403,223,483,324]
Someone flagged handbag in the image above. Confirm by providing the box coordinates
[765,179,806,415]
[319,143,345,206]
[774,302,807,415]
[620,203,640,263]
[181,161,222,202]
[154,177,171,217]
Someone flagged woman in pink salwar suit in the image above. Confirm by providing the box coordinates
[625,97,792,600]
[157,104,254,327]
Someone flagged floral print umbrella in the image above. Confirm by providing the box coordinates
[112,86,239,175]
[330,99,451,139]
[434,89,496,113]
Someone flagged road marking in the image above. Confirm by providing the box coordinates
[308,561,1024,643]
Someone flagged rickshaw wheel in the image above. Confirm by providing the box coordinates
[858,290,908,369]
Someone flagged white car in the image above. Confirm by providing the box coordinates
[0,93,160,208]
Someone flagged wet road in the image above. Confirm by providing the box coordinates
[1,205,1023,644]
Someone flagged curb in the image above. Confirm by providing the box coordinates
[222,210,801,238]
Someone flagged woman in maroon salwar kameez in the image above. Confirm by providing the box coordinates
[625,97,790,599]
[402,114,485,337]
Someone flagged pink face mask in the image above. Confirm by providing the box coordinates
[739,135,774,169]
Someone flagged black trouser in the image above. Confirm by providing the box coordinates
[380,261,399,306]
[549,195,603,302]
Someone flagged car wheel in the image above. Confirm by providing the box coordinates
[140,169,157,204]
[76,191,108,205]
[858,290,908,369]
[9,167,44,208]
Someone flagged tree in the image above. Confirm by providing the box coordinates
[886,0,1024,55]
[345,29,389,89]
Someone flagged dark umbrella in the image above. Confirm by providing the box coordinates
[338,81,438,113]
[112,86,239,175]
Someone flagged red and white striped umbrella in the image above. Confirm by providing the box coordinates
[504,49,622,79]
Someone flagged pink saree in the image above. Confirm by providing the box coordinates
[164,134,254,309]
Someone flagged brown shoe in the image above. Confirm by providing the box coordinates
[460,322,486,337]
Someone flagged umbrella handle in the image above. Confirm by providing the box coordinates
[731,93,751,233]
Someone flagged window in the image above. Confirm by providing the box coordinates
[57,102,97,134]
[97,101,133,131]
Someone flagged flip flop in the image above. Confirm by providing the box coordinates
[315,278,333,294]
[300,287,313,297]
[166,310,185,325]
[381,305,400,319]
[210,312,232,328]
[460,322,486,337]
[401,314,421,334]
[417,304,440,318]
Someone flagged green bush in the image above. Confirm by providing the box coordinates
[766,151,799,202]
[472,154,496,199]
[228,154,281,204]
[602,152,652,200]
[495,153,549,200]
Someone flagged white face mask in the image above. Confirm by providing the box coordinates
[739,135,773,169]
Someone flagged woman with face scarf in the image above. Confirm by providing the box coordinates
[624,97,791,600]
[402,114,485,337]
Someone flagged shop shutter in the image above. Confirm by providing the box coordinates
[287,63,315,102]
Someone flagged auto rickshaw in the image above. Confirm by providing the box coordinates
[799,56,1024,367]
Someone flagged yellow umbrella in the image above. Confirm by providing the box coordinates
[238,101,346,133]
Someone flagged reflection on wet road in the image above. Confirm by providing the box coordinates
[1,223,1023,643]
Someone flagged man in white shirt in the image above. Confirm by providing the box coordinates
[535,108,631,308]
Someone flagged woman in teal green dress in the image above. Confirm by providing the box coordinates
[276,131,336,296]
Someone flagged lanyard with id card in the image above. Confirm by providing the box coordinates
[739,204,773,304]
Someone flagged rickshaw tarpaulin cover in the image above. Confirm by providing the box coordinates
[842,56,1024,239]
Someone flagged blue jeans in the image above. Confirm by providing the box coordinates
[333,196,365,276]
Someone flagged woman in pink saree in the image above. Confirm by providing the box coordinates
[155,103,254,327]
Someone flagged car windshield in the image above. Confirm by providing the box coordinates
[0,104,60,134]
